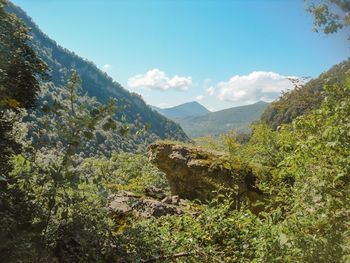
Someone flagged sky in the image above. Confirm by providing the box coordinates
[12,0,350,111]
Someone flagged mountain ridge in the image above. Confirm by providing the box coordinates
[174,101,269,138]
[152,101,210,119]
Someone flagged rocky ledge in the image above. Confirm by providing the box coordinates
[108,187,194,220]
[148,142,264,211]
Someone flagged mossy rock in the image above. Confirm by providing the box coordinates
[148,141,260,203]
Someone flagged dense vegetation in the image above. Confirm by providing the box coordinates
[114,70,350,262]
[261,59,350,130]
[1,0,349,262]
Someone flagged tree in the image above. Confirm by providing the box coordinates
[306,0,350,36]
[0,0,47,176]
[1,72,120,262]
[0,2,48,260]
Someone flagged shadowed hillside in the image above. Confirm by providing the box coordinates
[261,59,350,129]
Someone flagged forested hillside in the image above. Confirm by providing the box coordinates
[6,2,189,152]
[1,0,349,262]
[261,59,350,129]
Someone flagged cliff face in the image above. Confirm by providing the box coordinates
[148,142,264,208]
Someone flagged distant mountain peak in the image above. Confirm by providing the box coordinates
[180,101,203,106]
[152,101,210,119]
[172,101,270,138]
[254,100,268,105]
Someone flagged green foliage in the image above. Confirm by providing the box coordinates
[0,0,47,177]
[80,152,169,195]
[0,2,49,260]
[116,75,350,262]
[26,72,126,158]
[1,2,349,262]
[272,77,350,262]
[0,0,47,109]
[0,70,176,262]
[0,72,120,262]
[261,59,350,130]
[306,0,350,36]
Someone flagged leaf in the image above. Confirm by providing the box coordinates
[7,98,20,108]
[279,233,289,246]
[42,104,50,114]
[83,131,94,139]
[61,210,68,220]
[0,175,7,182]
[119,125,130,136]
[90,108,100,117]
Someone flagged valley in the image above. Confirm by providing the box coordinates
[153,100,269,138]
[0,1,349,262]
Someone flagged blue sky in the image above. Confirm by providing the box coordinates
[12,0,349,111]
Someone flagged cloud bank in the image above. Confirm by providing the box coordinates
[217,71,295,103]
[128,69,192,91]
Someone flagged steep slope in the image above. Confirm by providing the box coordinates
[6,2,189,149]
[261,59,350,130]
[152,101,210,119]
[175,101,269,138]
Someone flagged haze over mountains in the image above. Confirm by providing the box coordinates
[152,101,269,138]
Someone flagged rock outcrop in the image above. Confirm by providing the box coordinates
[108,190,190,219]
[148,142,264,207]
[144,186,167,200]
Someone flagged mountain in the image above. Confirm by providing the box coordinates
[152,101,210,119]
[174,101,269,138]
[261,59,350,130]
[6,2,189,151]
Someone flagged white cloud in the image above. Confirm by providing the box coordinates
[206,86,215,96]
[157,102,171,108]
[102,64,112,72]
[128,69,192,91]
[217,71,296,103]
[194,95,204,101]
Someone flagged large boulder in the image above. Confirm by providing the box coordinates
[108,190,187,219]
[148,142,263,206]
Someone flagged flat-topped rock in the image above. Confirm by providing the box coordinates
[148,142,262,204]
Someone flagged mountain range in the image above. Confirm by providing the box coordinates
[151,101,210,119]
[152,101,269,138]
[7,2,189,152]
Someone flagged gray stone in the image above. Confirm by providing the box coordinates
[144,186,167,200]
[108,190,185,219]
